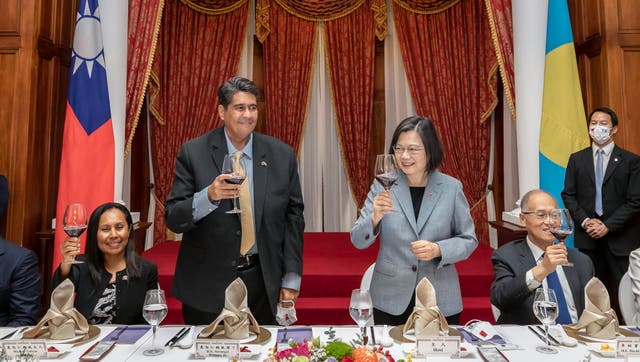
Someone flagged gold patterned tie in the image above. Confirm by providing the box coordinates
[234,151,255,256]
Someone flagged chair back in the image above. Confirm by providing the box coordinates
[619,271,635,325]
[360,263,375,290]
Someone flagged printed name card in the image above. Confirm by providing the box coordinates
[416,336,460,357]
[1,340,47,358]
[618,338,640,356]
[195,339,240,358]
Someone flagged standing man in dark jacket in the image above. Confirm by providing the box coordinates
[562,107,640,298]
[165,77,304,325]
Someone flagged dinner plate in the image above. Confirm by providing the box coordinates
[22,325,100,346]
[197,326,271,344]
[389,325,462,343]
[401,342,472,358]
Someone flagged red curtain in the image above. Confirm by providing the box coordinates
[149,0,249,244]
[393,0,498,245]
[325,2,376,207]
[485,0,514,119]
[261,1,317,153]
[125,0,165,156]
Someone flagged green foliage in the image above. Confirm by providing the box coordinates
[323,341,353,361]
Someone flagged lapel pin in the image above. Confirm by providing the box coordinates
[428,192,433,197]
[260,160,267,167]
[614,158,618,162]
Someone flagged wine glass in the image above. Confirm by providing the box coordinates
[349,289,373,345]
[222,153,246,214]
[532,288,559,354]
[62,203,88,264]
[550,208,574,267]
[374,154,399,213]
[142,289,168,356]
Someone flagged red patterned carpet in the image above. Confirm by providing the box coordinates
[142,232,494,325]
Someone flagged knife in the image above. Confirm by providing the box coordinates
[528,325,557,346]
[0,327,26,340]
[165,327,187,347]
[536,325,561,346]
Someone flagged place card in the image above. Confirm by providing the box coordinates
[618,338,640,356]
[416,336,460,357]
[2,340,47,358]
[195,339,239,358]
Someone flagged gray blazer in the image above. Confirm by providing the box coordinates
[350,171,477,316]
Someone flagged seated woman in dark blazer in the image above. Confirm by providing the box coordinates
[53,202,158,324]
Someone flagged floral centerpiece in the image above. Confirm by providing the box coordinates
[265,328,405,362]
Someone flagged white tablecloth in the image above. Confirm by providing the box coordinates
[0,325,632,361]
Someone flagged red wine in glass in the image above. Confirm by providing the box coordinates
[63,225,87,238]
[375,173,398,191]
[225,175,246,185]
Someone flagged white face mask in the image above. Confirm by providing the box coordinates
[275,300,297,327]
[589,125,611,145]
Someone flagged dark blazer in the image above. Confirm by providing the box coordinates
[561,145,640,255]
[490,239,594,325]
[0,238,41,326]
[164,127,304,315]
[52,256,158,325]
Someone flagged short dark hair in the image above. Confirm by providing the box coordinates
[85,202,140,286]
[217,76,259,109]
[388,116,444,173]
[520,189,554,211]
[588,107,618,127]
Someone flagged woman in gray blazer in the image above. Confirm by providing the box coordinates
[351,116,478,325]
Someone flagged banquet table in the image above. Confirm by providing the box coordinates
[0,324,636,361]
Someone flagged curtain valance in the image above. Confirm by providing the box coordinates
[179,0,247,15]
[393,0,459,14]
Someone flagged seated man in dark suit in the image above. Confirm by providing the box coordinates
[491,189,594,324]
[0,174,41,326]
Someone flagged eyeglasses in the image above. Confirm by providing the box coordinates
[521,210,560,220]
[392,145,424,155]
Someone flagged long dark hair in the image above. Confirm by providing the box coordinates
[388,116,444,173]
[85,202,140,286]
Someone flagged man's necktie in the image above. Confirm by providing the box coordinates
[545,268,572,324]
[595,149,604,216]
[233,151,255,256]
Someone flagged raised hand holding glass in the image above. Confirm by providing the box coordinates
[62,203,87,264]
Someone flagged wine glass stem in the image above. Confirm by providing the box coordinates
[544,324,550,346]
[152,325,157,348]
[234,195,239,210]
[361,326,367,345]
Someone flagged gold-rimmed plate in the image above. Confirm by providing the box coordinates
[197,326,271,344]
[389,325,461,343]
[21,325,100,346]
[562,325,637,344]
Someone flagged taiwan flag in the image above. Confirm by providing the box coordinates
[54,0,127,269]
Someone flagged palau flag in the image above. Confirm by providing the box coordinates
[539,0,590,246]
[54,0,126,268]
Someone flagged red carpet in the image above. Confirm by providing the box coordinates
[142,232,494,325]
